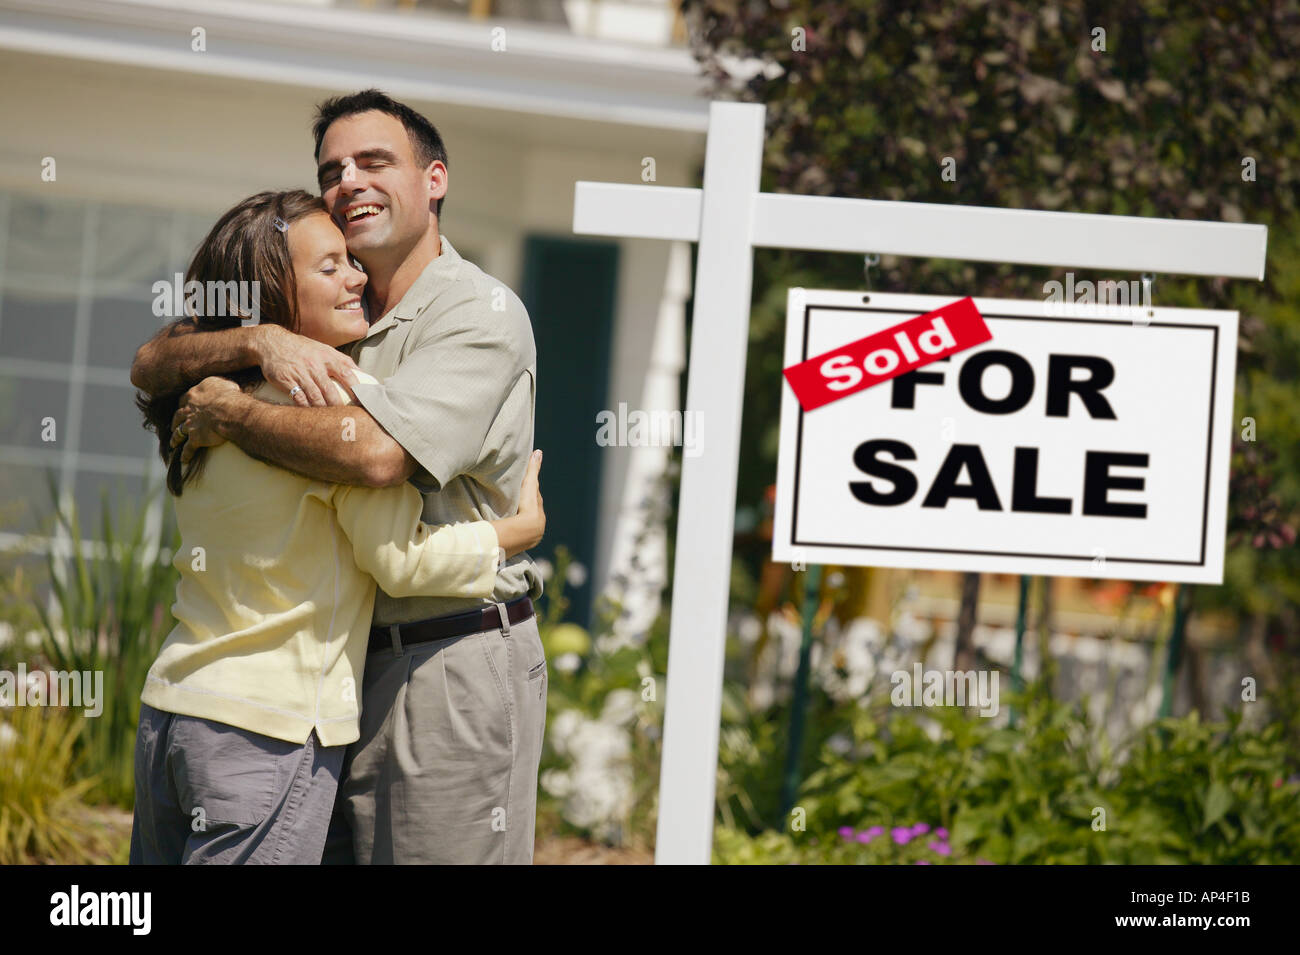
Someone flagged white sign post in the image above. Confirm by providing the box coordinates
[572,101,1267,866]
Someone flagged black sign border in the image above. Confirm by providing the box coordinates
[790,304,1219,568]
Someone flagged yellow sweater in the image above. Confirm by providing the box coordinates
[141,374,500,746]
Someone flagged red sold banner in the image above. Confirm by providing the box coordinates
[783,296,992,411]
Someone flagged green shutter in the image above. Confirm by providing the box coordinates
[521,235,619,629]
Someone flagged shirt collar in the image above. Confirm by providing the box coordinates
[362,234,461,337]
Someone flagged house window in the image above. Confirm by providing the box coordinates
[0,190,210,552]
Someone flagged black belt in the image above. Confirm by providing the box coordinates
[369,596,534,655]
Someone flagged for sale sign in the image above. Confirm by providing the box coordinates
[772,290,1238,583]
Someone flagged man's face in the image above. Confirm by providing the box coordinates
[316,110,442,258]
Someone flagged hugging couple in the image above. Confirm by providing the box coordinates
[128,90,549,865]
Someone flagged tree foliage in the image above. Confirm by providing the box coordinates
[685,0,1300,617]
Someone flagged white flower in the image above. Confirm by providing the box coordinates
[600,689,639,726]
[553,652,582,674]
[534,558,554,582]
[766,611,803,679]
[545,708,636,838]
[749,678,776,711]
[595,631,635,656]
[894,610,931,645]
[816,617,882,702]
[540,768,574,798]
[919,714,943,742]
[565,561,588,588]
[548,709,584,758]
[735,612,762,645]
[564,764,634,833]
[826,733,852,755]
[567,718,630,767]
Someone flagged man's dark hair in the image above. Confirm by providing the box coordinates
[312,89,448,217]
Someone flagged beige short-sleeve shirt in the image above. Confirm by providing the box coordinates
[348,234,544,626]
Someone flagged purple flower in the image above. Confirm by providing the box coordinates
[910,822,931,836]
[935,827,949,840]
[856,826,884,844]
[891,826,914,845]
[915,859,932,864]
[928,840,952,856]
[838,826,856,841]
[976,858,994,865]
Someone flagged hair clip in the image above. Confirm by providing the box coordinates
[272,216,288,233]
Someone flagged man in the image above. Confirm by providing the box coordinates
[131,89,547,865]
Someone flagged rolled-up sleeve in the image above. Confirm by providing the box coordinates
[330,480,500,599]
[350,299,523,492]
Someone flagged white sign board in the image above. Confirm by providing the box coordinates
[773,290,1238,584]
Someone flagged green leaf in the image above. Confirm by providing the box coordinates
[1202,781,1233,831]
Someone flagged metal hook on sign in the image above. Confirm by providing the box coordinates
[1140,272,1156,323]
[1141,272,1155,306]
[864,253,880,292]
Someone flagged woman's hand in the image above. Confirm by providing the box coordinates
[515,450,545,549]
[171,376,242,464]
[491,450,545,558]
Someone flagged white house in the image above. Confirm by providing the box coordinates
[0,0,708,632]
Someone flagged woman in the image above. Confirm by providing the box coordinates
[130,190,544,864]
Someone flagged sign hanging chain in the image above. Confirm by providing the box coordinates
[863,253,880,292]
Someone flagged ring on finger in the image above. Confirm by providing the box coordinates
[288,385,304,398]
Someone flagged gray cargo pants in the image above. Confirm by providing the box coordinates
[130,702,346,865]
[323,603,547,865]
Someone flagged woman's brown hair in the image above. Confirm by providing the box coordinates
[137,190,330,495]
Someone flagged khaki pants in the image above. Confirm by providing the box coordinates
[325,607,547,864]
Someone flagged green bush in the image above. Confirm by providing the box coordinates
[31,482,179,808]
[714,689,1300,864]
[531,548,1299,864]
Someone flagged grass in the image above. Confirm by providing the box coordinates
[0,704,120,864]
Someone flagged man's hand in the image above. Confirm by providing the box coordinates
[255,324,360,407]
[171,376,242,465]
[165,374,414,487]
